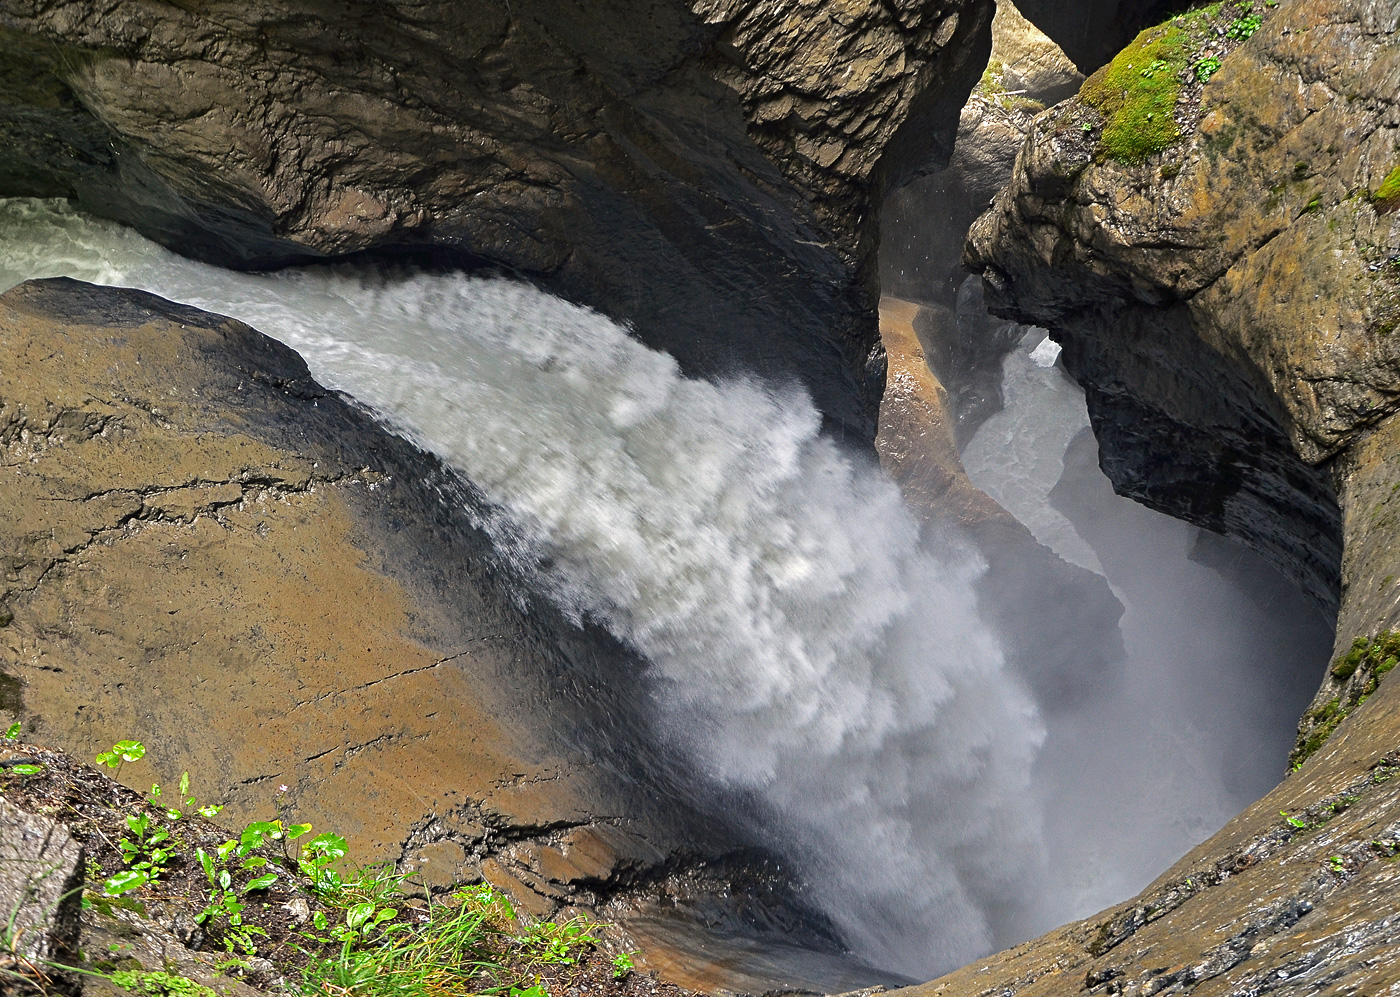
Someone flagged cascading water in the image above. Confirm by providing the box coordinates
[0,197,1047,979]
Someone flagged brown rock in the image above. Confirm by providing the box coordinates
[933,3,1400,993]
[0,276,710,878]
[0,798,83,993]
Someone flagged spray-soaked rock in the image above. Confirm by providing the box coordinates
[963,0,1400,616]
[0,276,843,982]
[910,5,1400,993]
[0,0,1000,440]
[876,296,1124,711]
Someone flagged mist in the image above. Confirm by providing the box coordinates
[962,328,1333,936]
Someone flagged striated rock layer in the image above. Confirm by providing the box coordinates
[924,1,1400,993]
[0,276,781,936]
[0,0,1000,440]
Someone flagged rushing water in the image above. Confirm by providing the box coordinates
[0,197,1047,978]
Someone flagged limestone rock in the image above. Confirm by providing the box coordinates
[0,798,83,993]
[0,0,998,440]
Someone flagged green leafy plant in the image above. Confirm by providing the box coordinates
[612,951,636,979]
[1225,12,1262,39]
[110,969,216,997]
[516,916,598,967]
[148,771,222,822]
[104,812,172,896]
[298,831,348,893]
[1280,810,1306,829]
[1194,56,1222,81]
[95,740,146,779]
[3,722,19,740]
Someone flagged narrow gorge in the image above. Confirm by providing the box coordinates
[0,1,1395,996]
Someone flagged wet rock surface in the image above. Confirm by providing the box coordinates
[881,2,1080,442]
[876,296,1125,713]
[0,277,838,981]
[917,2,1400,994]
[0,0,997,440]
[909,669,1400,997]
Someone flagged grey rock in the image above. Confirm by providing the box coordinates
[0,0,997,440]
[0,798,83,994]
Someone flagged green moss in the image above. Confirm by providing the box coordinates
[1080,24,1187,161]
[1373,164,1400,211]
[1331,637,1369,679]
[1295,630,1400,768]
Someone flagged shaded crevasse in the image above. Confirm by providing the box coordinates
[962,331,1331,932]
[0,197,1045,978]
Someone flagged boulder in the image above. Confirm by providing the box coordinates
[0,797,83,994]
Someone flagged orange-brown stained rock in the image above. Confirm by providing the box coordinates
[876,295,1021,533]
[0,277,633,866]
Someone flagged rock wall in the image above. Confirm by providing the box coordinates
[0,0,996,440]
[0,276,786,935]
[915,3,1400,993]
[965,0,1400,615]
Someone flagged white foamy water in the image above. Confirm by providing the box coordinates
[0,198,1046,977]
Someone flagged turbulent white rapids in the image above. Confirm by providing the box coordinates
[0,198,1046,978]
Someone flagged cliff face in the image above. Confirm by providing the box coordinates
[0,0,997,439]
[919,3,1400,993]
[965,0,1400,614]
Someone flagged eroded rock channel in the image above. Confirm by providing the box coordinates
[0,0,1396,994]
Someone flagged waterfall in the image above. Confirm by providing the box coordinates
[0,197,1047,978]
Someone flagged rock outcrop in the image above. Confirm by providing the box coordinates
[0,0,997,440]
[0,276,799,950]
[0,796,84,994]
[965,0,1400,615]
[881,1,1080,440]
[918,2,1400,993]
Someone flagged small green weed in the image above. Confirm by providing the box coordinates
[95,740,145,779]
[110,969,216,997]
[1225,12,1262,39]
[612,951,637,979]
[105,812,172,896]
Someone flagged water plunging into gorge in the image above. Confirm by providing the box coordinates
[0,196,1333,981]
